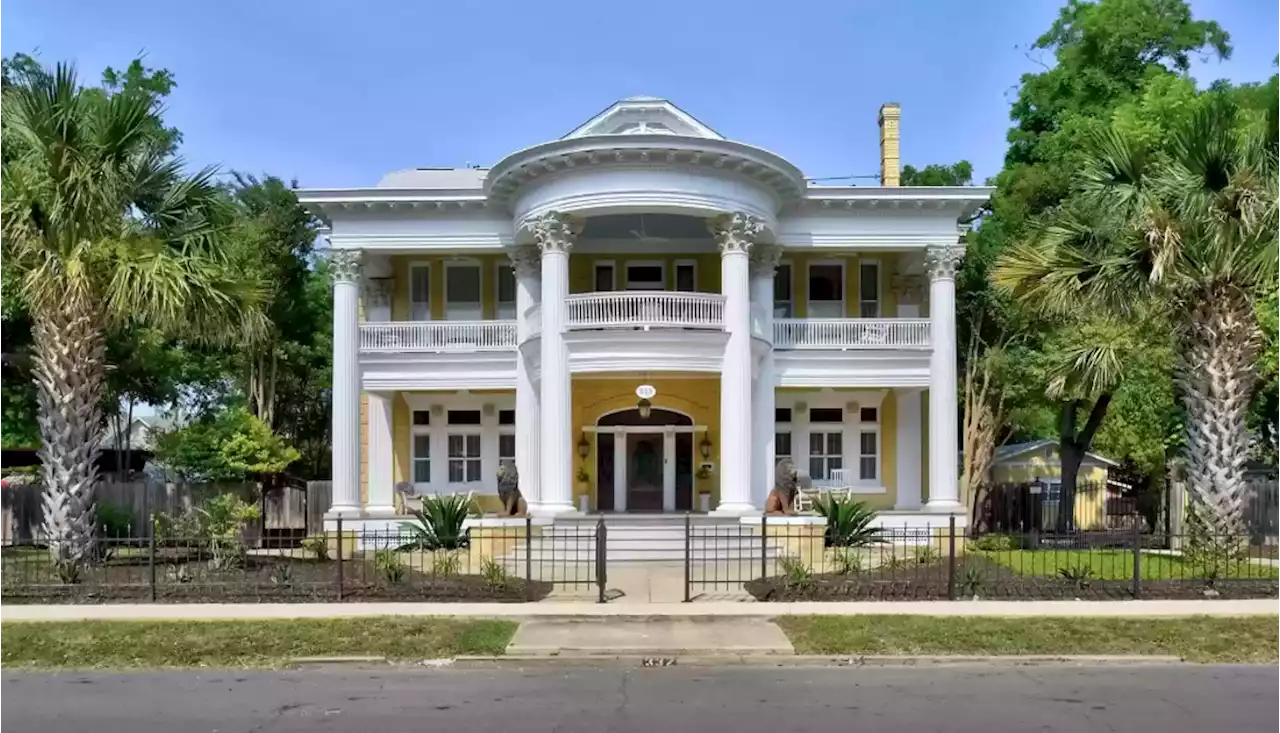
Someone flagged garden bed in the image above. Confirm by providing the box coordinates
[745,554,1279,601]
[2,552,553,604]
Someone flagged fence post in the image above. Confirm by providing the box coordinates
[1132,518,1142,599]
[947,515,957,601]
[336,515,344,602]
[525,515,534,602]
[148,512,157,603]
[760,512,768,580]
[596,516,607,604]
[683,512,692,603]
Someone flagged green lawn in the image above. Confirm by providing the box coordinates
[976,549,1279,581]
[1,617,518,669]
[778,615,1280,663]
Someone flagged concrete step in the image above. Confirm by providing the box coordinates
[507,548,778,562]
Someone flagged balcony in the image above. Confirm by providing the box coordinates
[565,292,725,331]
[773,318,931,350]
[360,321,516,352]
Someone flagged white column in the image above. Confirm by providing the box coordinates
[528,212,580,516]
[365,391,394,514]
[793,403,811,479]
[329,249,362,516]
[613,433,627,512]
[925,243,965,511]
[663,429,676,512]
[711,213,763,515]
[750,246,781,507]
[895,389,923,509]
[510,246,543,510]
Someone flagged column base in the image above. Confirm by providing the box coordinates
[710,502,758,517]
[923,500,964,513]
[325,505,362,517]
[528,502,580,518]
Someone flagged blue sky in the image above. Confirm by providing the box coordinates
[4,0,1277,188]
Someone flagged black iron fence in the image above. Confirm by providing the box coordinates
[1,516,604,604]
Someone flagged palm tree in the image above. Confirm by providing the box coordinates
[995,94,1278,535]
[1,61,263,563]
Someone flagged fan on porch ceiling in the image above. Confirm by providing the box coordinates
[629,214,671,243]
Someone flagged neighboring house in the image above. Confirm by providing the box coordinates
[100,415,174,454]
[990,439,1120,531]
[299,98,990,535]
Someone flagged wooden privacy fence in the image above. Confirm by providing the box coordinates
[1,479,333,544]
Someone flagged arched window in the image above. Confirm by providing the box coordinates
[597,407,692,428]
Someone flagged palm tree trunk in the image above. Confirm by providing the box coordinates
[1175,288,1261,536]
[31,300,106,562]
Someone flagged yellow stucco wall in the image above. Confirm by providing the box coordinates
[567,253,723,294]
[385,254,507,321]
[571,376,720,511]
[785,253,899,318]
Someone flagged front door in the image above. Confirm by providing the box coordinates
[626,434,664,512]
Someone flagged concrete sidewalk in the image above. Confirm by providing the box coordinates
[2,598,1275,622]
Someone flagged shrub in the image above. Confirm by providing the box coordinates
[96,503,133,539]
[960,565,985,596]
[269,563,294,587]
[777,554,813,589]
[1058,564,1096,589]
[812,494,885,548]
[166,564,194,584]
[53,558,82,585]
[398,493,475,551]
[972,534,1019,552]
[915,546,940,565]
[480,558,509,589]
[431,550,462,577]
[300,535,330,562]
[881,554,911,572]
[831,548,863,576]
[1183,528,1247,588]
[374,550,407,584]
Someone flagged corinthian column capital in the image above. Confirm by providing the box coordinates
[924,245,965,281]
[508,245,542,279]
[749,244,784,278]
[328,249,362,284]
[709,212,763,255]
[524,211,582,254]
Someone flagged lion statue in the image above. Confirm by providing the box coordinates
[496,460,527,517]
[764,457,799,516]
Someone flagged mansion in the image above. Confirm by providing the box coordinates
[299,97,990,530]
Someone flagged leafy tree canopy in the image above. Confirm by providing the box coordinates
[154,405,300,482]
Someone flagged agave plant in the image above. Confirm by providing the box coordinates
[397,492,476,551]
[812,494,885,548]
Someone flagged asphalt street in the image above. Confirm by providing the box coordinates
[3,663,1276,732]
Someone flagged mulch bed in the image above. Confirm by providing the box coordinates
[744,554,1280,602]
[2,554,554,604]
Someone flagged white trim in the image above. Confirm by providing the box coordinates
[806,259,845,319]
[401,392,515,495]
[624,260,666,290]
[593,260,617,292]
[408,262,432,321]
[674,258,699,293]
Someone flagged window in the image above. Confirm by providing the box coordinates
[859,261,881,318]
[810,408,844,424]
[809,431,843,481]
[775,408,792,423]
[412,435,431,483]
[774,263,793,318]
[498,432,516,466]
[445,264,482,320]
[808,263,844,318]
[594,262,616,292]
[498,409,515,426]
[447,434,481,483]
[448,410,481,425]
[496,264,516,320]
[626,262,664,290]
[675,261,697,292]
[859,407,878,423]
[775,432,792,462]
[859,431,878,481]
[412,410,430,426]
[1044,480,1063,502]
[410,265,431,320]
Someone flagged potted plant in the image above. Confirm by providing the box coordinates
[575,466,591,491]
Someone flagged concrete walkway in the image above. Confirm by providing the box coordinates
[506,617,794,656]
[2,598,1275,622]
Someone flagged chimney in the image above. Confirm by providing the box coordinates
[878,103,901,187]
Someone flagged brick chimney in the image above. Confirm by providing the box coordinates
[878,103,901,187]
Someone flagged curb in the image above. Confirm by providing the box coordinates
[454,653,1188,668]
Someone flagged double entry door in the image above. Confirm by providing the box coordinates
[596,431,694,512]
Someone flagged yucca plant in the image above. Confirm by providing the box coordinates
[812,494,886,548]
[397,492,476,551]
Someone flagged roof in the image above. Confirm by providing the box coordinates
[376,167,487,189]
[994,439,1120,468]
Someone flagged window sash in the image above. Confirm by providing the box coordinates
[858,429,879,481]
[410,265,431,320]
[445,264,482,320]
[775,432,792,460]
[412,434,431,483]
[675,262,697,292]
[858,262,880,317]
[496,264,516,319]
[447,433,481,483]
[808,430,843,480]
[498,432,516,465]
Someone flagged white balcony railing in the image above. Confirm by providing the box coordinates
[565,292,725,330]
[360,321,516,352]
[773,318,931,349]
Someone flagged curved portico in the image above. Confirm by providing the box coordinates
[300,96,991,530]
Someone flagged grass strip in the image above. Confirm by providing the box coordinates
[1,617,518,669]
[777,615,1279,663]
[977,549,1279,581]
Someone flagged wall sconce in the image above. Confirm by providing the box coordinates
[482,403,495,417]
[699,435,714,460]
[794,401,808,415]
[430,404,444,418]
[637,397,652,419]
[577,434,591,459]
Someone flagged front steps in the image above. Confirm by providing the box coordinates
[503,514,785,564]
